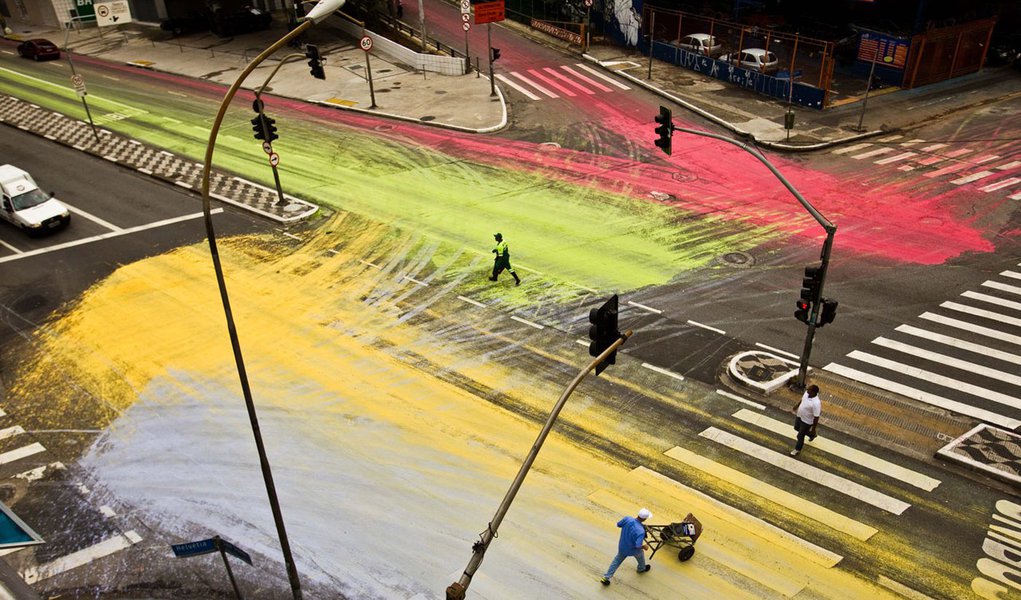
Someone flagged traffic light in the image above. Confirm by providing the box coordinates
[251,114,278,142]
[654,106,673,155]
[306,44,325,79]
[794,298,811,324]
[588,295,621,376]
[490,47,501,62]
[818,298,838,327]
[800,264,823,304]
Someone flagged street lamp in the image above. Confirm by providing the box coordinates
[198,1,345,599]
[667,119,836,390]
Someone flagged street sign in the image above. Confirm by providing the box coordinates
[462,22,471,32]
[219,539,253,566]
[359,36,373,52]
[461,13,470,23]
[474,0,504,24]
[262,141,273,154]
[94,1,132,27]
[584,0,592,6]
[70,73,87,97]
[171,538,217,558]
[460,0,470,13]
[269,152,280,167]
[72,0,97,22]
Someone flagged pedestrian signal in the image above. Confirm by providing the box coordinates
[490,47,501,62]
[818,298,838,327]
[794,298,811,324]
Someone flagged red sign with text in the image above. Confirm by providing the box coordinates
[474,1,504,24]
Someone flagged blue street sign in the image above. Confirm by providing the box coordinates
[219,539,253,566]
[171,538,217,558]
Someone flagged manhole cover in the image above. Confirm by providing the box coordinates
[721,251,754,266]
[420,115,436,122]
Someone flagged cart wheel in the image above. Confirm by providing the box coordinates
[678,545,695,562]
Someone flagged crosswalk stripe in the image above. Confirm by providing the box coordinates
[899,138,927,146]
[0,426,24,441]
[974,154,1001,164]
[852,147,895,160]
[916,155,948,166]
[0,442,45,465]
[874,151,916,165]
[951,170,995,185]
[962,290,1021,312]
[731,409,940,491]
[21,531,142,584]
[510,72,557,98]
[822,363,1021,429]
[542,67,594,94]
[700,427,911,514]
[845,350,1021,411]
[663,446,878,540]
[1011,191,1021,200]
[526,68,577,96]
[559,65,613,92]
[925,161,970,177]
[980,177,1021,192]
[918,143,948,152]
[877,135,904,142]
[832,142,873,155]
[1005,270,1021,280]
[942,300,1021,328]
[983,280,1021,296]
[873,336,1021,387]
[919,311,1021,347]
[574,63,630,89]
[494,74,540,100]
[996,160,1021,170]
[896,324,1021,366]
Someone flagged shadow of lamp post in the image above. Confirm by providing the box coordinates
[197,1,345,599]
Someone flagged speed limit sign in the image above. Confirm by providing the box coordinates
[360,36,373,52]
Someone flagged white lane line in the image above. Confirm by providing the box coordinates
[0,426,25,441]
[282,232,301,241]
[65,205,122,232]
[510,315,544,330]
[984,280,1021,296]
[980,177,1021,192]
[0,239,22,254]
[664,446,878,540]
[754,343,799,361]
[641,363,684,381]
[359,259,380,269]
[951,170,995,185]
[627,300,662,314]
[831,142,873,155]
[942,300,1021,328]
[494,74,541,100]
[575,339,589,347]
[0,209,224,265]
[962,290,1021,312]
[852,147,895,160]
[872,336,1021,387]
[574,63,631,89]
[457,295,486,308]
[823,363,1021,429]
[700,426,911,514]
[402,275,427,287]
[847,350,1021,411]
[732,409,940,491]
[896,324,1021,366]
[716,389,765,410]
[688,319,725,335]
[920,312,1021,347]
[0,443,45,465]
[878,575,937,600]
[509,71,558,98]
[21,531,142,584]
[874,152,917,165]
[559,65,613,92]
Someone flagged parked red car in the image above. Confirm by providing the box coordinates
[16,39,61,61]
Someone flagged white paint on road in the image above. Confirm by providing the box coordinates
[21,531,141,584]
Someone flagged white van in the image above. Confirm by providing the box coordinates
[0,165,71,234]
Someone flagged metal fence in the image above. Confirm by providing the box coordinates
[903,18,996,88]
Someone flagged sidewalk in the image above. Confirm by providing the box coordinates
[4,16,1020,487]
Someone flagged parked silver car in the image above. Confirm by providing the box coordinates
[720,48,779,74]
[676,33,722,57]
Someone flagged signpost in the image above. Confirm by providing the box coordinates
[94,1,132,27]
[360,35,377,109]
[460,0,471,72]
[172,536,253,599]
[71,73,87,98]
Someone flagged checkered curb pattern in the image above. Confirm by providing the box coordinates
[0,94,317,222]
[937,424,1021,486]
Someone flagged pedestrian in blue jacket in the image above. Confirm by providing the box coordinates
[600,508,652,585]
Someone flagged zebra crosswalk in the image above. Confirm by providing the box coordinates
[834,135,1021,200]
[825,264,1021,430]
[496,63,630,101]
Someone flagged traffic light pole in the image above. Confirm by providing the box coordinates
[445,330,633,600]
[253,56,304,206]
[487,24,496,97]
[671,125,836,389]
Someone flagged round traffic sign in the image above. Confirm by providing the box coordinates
[360,36,373,52]
[70,73,84,87]
[262,141,273,155]
[269,152,280,167]
[462,22,471,31]
[584,0,593,6]
[461,13,470,23]
[460,0,470,12]
[97,5,110,17]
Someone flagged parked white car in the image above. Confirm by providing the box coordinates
[720,48,780,74]
[0,165,71,234]
[676,33,722,57]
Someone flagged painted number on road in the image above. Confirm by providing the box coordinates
[359,36,373,52]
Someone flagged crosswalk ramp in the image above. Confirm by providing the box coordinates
[587,414,939,598]
[832,134,1021,199]
[496,63,629,101]
[825,263,1021,430]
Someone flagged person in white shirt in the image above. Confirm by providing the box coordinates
[791,384,821,456]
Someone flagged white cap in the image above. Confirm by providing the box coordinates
[637,508,652,520]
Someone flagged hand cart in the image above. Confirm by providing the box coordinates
[645,513,703,562]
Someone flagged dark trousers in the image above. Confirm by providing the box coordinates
[794,418,815,451]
